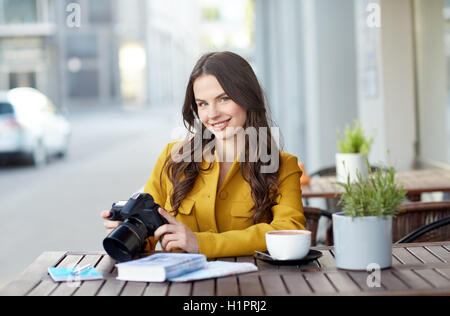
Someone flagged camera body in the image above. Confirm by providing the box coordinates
[103,193,168,262]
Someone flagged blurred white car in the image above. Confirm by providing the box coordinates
[0,87,71,166]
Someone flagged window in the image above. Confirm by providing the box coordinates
[2,0,38,24]
[9,72,37,89]
[66,34,98,59]
[89,0,112,24]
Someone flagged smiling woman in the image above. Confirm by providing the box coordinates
[102,51,306,258]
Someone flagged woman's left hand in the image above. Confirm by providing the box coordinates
[154,208,199,254]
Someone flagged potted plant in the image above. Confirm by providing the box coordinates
[333,166,406,270]
[336,120,373,183]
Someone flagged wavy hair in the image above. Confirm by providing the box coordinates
[161,51,282,224]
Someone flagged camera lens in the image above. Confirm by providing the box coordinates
[103,218,148,262]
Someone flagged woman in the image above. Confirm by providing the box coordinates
[102,51,306,258]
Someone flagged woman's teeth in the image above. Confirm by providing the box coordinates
[212,119,230,130]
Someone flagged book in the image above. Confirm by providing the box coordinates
[115,253,207,282]
[47,266,103,282]
[168,261,258,282]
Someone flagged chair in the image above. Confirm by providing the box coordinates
[396,217,450,243]
[393,201,450,243]
[303,206,333,246]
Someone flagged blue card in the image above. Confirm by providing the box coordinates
[48,266,103,282]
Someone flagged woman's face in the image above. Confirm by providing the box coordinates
[194,74,247,140]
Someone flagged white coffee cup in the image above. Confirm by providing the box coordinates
[265,230,311,260]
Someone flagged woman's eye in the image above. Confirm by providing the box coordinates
[198,102,208,107]
[220,97,229,102]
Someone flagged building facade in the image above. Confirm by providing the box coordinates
[255,0,449,171]
[0,0,58,102]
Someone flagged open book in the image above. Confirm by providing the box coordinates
[115,253,258,282]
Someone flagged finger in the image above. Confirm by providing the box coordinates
[158,207,178,224]
[154,224,178,242]
[101,210,110,219]
[160,233,178,250]
[165,240,183,252]
[104,221,120,230]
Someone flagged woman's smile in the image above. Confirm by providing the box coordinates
[210,118,231,131]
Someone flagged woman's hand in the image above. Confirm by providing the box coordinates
[154,208,199,254]
[101,210,121,234]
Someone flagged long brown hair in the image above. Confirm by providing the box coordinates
[162,51,282,224]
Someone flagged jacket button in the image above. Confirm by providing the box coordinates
[219,191,228,200]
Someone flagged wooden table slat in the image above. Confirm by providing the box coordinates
[238,274,264,296]
[379,270,410,291]
[28,254,83,296]
[413,268,450,288]
[95,267,126,296]
[72,255,115,296]
[392,247,424,265]
[0,251,66,296]
[325,271,361,294]
[143,282,169,296]
[303,272,337,294]
[391,269,433,291]
[259,274,288,296]
[406,246,444,264]
[216,276,239,296]
[281,273,313,295]
[167,282,192,296]
[425,246,450,263]
[435,268,450,280]
[192,279,215,296]
[120,281,148,296]
[346,271,386,294]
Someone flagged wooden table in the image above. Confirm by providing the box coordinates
[302,168,450,201]
[1,242,449,296]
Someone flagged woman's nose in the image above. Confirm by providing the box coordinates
[207,104,220,119]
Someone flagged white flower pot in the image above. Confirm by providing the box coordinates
[332,212,392,270]
[335,153,369,183]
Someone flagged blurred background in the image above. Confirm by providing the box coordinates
[0,0,450,287]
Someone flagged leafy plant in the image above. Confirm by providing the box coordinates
[337,163,406,218]
[337,120,373,155]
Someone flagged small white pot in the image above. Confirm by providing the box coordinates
[332,212,392,270]
[335,153,369,183]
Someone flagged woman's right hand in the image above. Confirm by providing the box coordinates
[101,210,121,234]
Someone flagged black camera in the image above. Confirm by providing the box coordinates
[103,193,168,262]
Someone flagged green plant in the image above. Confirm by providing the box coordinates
[337,164,406,218]
[337,120,373,155]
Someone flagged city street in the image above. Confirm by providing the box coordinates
[0,104,181,287]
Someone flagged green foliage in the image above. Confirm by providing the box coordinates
[337,164,406,218]
[337,120,373,155]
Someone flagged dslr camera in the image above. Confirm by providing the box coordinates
[103,193,168,262]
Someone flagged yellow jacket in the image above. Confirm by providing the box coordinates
[143,141,306,258]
